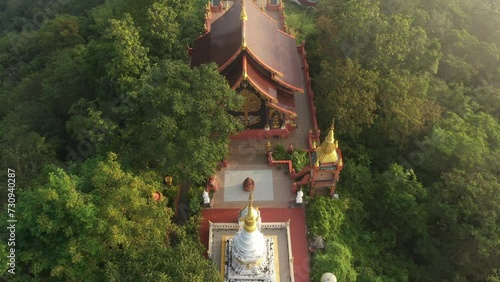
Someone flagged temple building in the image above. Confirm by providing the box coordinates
[190,0,307,139]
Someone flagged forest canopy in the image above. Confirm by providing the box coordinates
[286,0,499,280]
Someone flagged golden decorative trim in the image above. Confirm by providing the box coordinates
[272,235,280,282]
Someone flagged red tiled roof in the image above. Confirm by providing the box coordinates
[191,2,242,67]
[222,54,297,116]
[275,31,305,92]
[244,0,282,76]
[269,88,296,116]
[190,0,305,93]
[277,88,296,107]
[224,58,243,88]
[245,56,278,102]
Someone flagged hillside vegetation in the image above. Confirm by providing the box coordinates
[287,0,500,280]
[0,0,498,281]
[0,0,240,280]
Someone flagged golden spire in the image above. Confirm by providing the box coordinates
[243,192,257,232]
[241,2,248,21]
[316,118,338,163]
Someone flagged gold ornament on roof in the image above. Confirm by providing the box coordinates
[241,5,248,21]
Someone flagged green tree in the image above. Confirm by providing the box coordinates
[371,72,442,146]
[0,114,56,188]
[422,110,500,174]
[106,14,150,93]
[68,60,243,183]
[312,241,357,282]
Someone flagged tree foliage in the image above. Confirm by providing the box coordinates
[1,154,221,281]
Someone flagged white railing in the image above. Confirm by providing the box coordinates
[211,223,239,229]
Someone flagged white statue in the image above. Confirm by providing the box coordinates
[296,189,304,204]
[202,190,210,205]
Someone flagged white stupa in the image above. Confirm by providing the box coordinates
[224,192,276,281]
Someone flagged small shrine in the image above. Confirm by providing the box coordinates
[293,121,344,197]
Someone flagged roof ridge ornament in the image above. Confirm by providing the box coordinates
[241,0,248,21]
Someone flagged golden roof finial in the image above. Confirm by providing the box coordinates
[241,0,247,49]
[325,118,335,145]
[241,1,248,21]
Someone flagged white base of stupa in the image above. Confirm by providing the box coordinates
[222,235,279,282]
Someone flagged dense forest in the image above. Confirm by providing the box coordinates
[287,0,500,280]
[0,0,499,281]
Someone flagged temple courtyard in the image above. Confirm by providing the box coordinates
[200,135,312,281]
